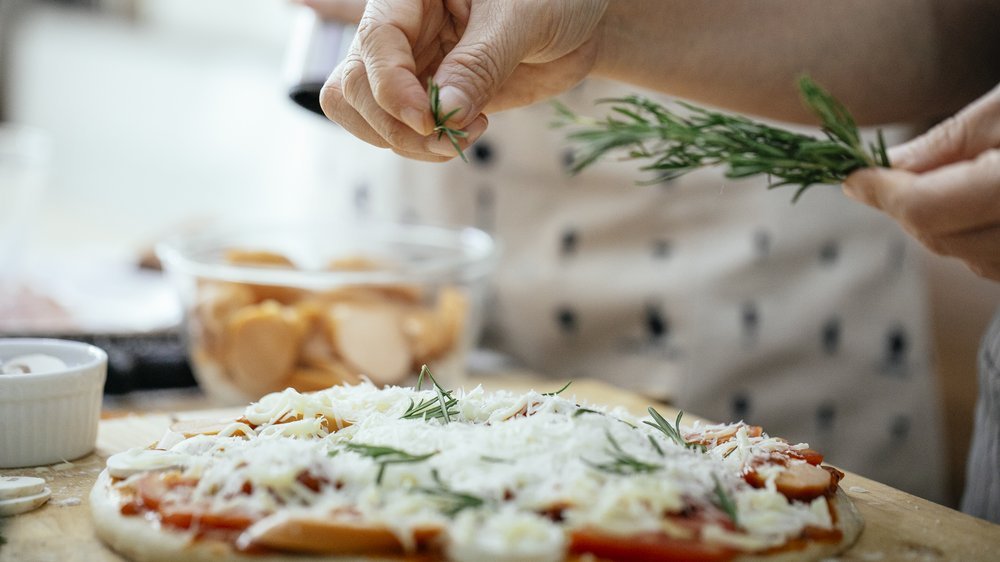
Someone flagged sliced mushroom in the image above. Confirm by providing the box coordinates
[435,287,468,348]
[225,249,294,267]
[223,301,305,397]
[195,282,256,361]
[327,256,380,271]
[287,364,360,392]
[327,302,412,386]
[400,306,450,364]
[242,515,440,555]
[774,462,834,501]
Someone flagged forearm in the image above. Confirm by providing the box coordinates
[594,0,1000,125]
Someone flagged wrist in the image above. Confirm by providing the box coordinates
[590,0,633,81]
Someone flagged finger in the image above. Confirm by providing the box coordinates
[341,56,488,157]
[355,0,434,134]
[390,147,451,163]
[482,47,598,114]
[929,225,1000,264]
[321,66,487,159]
[967,260,1000,283]
[320,65,391,149]
[889,83,1000,172]
[433,3,532,127]
[844,149,1000,235]
[294,0,366,24]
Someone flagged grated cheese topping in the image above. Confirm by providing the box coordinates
[107,382,835,559]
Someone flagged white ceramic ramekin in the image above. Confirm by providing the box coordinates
[0,339,107,468]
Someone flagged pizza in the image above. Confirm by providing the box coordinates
[91,373,862,561]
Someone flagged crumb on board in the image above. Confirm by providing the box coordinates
[848,486,869,493]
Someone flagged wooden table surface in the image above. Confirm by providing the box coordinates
[2,373,999,561]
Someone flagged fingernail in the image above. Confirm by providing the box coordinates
[842,169,880,206]
[437,86,472,126]
[886,145,909,168]
[401,107,429,135]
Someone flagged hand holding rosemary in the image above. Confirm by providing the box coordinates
[555,76,891,202]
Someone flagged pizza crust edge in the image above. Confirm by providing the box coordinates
[91,470,863,562]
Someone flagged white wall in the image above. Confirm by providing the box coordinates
[8,0,382,262]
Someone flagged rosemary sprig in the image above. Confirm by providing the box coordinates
[644,408,706,452]
[428,78,468,162]
[417,469,487,516]
[713,475,739,524]
[573,407,602,417]
[542,381,573,396]
[344,442,436,485]
[556,76,890,202]
[401,365,460,423]
[585,430,662,476]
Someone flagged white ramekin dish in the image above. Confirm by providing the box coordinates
[0,339,107,468]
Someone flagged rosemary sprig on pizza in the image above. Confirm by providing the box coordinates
[92,370,861,561]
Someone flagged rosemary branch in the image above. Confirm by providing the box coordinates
[644,408,706,453]
[418,469,487,516]
[556,76,890,202]
[344,442,436,485]
[542,381,573,396]
[401,365,460,423]
[428,78,469,162]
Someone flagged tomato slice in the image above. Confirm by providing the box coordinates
[569,529,737,562]
[125,472,256,534]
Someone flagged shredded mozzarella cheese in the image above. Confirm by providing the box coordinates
[108,382,835,560]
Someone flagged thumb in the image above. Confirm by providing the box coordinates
[432,5,532,127]
[890,83,1000,172]
[842,168,917,212]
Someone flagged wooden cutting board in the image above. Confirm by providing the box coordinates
[2,374,999,561]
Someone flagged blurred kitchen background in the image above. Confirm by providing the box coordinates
[1,0,402,390]
[2,0,1000,506]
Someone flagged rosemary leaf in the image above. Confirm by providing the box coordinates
[480,455,511,464]
[713,475,739,524]
[647,434,665,457]
[556,76,889,202]
[542,381,573,396]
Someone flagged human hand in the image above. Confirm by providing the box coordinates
[292,0,365,24]
[844,83,1000,281]
[319,0,608,161]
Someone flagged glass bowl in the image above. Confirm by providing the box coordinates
[157,221,497,404]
